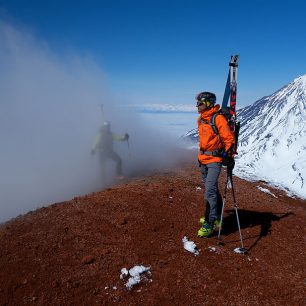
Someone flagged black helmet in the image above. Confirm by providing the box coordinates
[196,92,216,106]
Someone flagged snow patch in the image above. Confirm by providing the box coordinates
[256,186,277,198]
[120,265,151,290]
[233,247,245,254]
[182,236,199,256]
[120,268,129,279]
[208,246,216,252]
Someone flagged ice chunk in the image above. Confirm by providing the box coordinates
[182,236,199,256]
[126,275,141,289]
[208,246,216,252]
[129,265,150,277]
[233,247,245,254]
[120,265,151,290]
[120,268,129,279]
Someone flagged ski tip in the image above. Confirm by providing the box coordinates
[230,55,239,66]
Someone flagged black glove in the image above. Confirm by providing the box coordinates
[125,133,130,140]
[222,155,235,169]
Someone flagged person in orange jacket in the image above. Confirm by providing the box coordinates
[196,92,235,237]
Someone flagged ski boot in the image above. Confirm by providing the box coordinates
[198,221,213,238]
[199,217,221,231]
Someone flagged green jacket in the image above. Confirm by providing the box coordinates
[92,131,126,153]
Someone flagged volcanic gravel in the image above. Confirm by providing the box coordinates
[0,164,305,305]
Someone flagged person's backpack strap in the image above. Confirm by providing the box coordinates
[199,109,228,139]
[210,113,220,135]
[199,113,220,135]
[199,118,209,125]
[210,111,226,149]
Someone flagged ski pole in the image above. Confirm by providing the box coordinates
[228,170,246,252]
[126,138,130,150]
[217,169,229,240]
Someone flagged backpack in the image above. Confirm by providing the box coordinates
[200,107,240,154]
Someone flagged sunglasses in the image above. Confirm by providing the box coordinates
[196,100,213,107]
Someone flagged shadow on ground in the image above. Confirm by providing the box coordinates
[220,209,293,251]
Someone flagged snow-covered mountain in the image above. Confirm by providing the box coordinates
[184,74,306,199]
[236,74,306,198]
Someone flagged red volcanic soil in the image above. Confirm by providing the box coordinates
[0,163,305,305]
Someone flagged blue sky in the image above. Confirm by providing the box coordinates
[1,0,306,107]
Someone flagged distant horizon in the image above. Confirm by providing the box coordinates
[130,71,306,112]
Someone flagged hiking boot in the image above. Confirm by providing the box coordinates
[197,222,213,238]
[199,217,221,230]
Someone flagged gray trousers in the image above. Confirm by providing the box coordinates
[200,162,223,224]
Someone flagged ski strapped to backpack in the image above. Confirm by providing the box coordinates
[221,55,240,154]
[222,55,239,114]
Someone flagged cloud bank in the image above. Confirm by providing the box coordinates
[0,19,188,223]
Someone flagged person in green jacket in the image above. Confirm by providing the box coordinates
[91,121,129,179]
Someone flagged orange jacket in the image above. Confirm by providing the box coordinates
[198,105,235,164]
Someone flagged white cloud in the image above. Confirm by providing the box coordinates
[0,19,184,222]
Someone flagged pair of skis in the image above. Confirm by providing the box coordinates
[222,55,239,116]
[222,55,241,151]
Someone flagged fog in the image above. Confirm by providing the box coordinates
[0,20,190,223]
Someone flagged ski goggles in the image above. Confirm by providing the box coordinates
[196,100,213,108]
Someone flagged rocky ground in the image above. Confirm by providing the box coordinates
[0,163,305,305]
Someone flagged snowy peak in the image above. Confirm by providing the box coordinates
[271,74,306,109]
[292,74,306,90]
[238,74,306,145]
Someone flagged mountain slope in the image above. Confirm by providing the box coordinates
[236,74,306,198]
[0,164,305,305]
